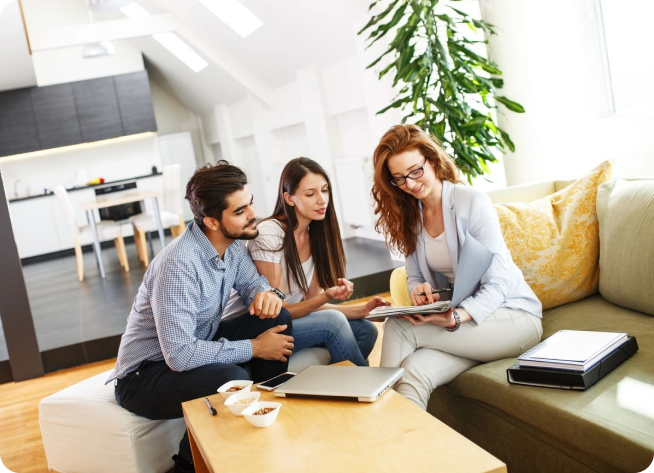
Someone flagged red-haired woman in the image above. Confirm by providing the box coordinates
[372,124,542,410]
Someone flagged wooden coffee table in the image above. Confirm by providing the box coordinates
[182,373,506,473]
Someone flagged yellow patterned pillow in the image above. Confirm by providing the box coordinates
[494,161,612,310]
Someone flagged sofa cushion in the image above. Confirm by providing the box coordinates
[445,294,654,473]
[389,267,412,307]
[597,179,654,316]
[494,161,612,309]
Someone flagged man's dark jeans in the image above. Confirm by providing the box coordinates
[114,308,292,464]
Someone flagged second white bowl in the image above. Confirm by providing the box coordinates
[224,391,260,416]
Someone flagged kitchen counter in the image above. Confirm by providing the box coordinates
[7,172,163,203]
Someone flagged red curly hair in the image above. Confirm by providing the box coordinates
[372,124,463,256]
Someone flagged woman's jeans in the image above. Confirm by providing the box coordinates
[292,309,378,366]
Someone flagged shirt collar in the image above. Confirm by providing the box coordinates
[189,222,220,261]
[188,221,242,264]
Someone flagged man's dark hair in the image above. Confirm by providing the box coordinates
[185,160,248,229]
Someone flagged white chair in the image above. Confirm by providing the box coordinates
[52,185,129,281]
[130,164,186,267]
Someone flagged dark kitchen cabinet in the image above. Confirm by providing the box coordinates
[0,70,157,158]
[31,83,82,150]
[0,89,40,157]
[114,71,157,135]
[73,76,124,143]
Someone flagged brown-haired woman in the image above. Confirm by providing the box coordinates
[247,157,386,366]
[372,124,543,409]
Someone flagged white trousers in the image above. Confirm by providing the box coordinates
[380,308,543,410]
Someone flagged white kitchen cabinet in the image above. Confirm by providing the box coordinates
[8,197,61,258]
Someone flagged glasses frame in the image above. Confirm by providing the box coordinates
[390,159,428,187]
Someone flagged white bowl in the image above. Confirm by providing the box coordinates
[224,391,260,416]
[241,401,282,427]
[217,380,253,399]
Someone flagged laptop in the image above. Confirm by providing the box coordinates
[273,365,404,403]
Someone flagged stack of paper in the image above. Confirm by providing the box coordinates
[365,301,450,320]
[518,330,628,371]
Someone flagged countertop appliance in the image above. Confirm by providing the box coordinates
[94,181,143,222]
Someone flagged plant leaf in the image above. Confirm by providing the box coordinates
[499,129,516,152]
[494,95,526,113]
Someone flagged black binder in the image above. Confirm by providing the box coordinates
[507,336,639,390]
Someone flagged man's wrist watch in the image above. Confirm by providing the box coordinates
[268,287,286,302]
[446,309,462,332]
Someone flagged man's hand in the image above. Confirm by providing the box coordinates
[250,291,283,319]
[251,325,294,362]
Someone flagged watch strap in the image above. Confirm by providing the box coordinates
[269,287,286,302]
[446,309,461,332]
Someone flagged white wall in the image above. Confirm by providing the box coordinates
[201,0,654,241]
[201,52,398,239]
[0,133,161,200]
[480,0,654,184]
[150,79,207,167]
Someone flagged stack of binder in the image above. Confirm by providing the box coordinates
[507,330,639,390]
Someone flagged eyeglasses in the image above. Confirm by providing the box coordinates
[390,159,427,187]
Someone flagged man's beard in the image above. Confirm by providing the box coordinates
[219,218,259,240]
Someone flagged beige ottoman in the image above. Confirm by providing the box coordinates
[39,370,186,473]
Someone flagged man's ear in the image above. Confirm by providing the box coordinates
[203,216,220,231]
[283,192,294,207]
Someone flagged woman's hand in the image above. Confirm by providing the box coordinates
[355,296,390,320]
[399,308,471,327]
[324,278,354,301]
[410,282,441,306]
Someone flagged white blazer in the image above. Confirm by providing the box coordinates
[405,180,542,324]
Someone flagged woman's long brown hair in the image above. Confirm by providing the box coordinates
[267,157,346,294]
[372,124,462,257]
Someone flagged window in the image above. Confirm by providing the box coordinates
[600,0,654,114]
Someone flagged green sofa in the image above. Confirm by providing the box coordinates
[400,179,654,473]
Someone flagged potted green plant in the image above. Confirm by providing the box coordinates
[359,0,524,182]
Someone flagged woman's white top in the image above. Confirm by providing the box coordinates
[248,219,314,304]
[422,229,455,284]
[404,180,542,325]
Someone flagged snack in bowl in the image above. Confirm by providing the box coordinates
[217,380,253,400]
[224,391,260,416]
[235,397,257,405]
[241,401,282,428]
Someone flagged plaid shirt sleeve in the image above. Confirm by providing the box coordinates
[150,258,253,371]
[232,249,271,307]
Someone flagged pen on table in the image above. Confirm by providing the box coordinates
[416,289,450,296]
[204,397,217,416]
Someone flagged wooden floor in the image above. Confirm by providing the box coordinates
[0,293,390,473]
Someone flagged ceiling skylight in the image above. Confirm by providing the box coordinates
[196,0,263,38]
[120,2,208,73]
[152,33,209,73]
